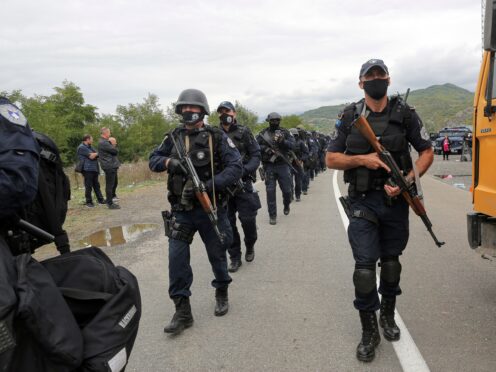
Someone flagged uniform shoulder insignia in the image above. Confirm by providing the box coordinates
[0,103,27,127]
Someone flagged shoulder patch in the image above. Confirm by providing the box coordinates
[0,103,27,127]
[420,126,430,140]
[227,137,236,148]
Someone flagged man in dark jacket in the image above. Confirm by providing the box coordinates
[77,134,105,208]
[98,128,120,209]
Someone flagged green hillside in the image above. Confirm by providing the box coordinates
[300,83,473,133]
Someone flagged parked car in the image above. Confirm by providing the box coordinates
[433,127,472,154]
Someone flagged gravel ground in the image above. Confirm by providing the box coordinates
[425,153,472,191]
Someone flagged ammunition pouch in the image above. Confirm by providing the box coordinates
[161,211,195,244]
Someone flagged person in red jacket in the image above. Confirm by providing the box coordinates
[442,135,451,160]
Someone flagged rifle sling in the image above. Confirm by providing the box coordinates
[208,133,217,210]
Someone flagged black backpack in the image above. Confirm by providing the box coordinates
[42,247,141,372]
[23,131,71,254]
[0,244,141,372]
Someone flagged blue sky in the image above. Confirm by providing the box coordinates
[1,0,481,117]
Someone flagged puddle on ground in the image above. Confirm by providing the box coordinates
[78,224,159,247]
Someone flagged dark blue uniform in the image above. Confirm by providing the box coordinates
[149,124,242,298]
[306,135,319,182]
[257,127,295,219]
[0,97,40,219]
[327,97,431,311]
[221,123,261,263]
[292,135,309,200]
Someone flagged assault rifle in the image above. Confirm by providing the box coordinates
[259,132,297,173]
[353,105,445,248]
[170,133,225,244]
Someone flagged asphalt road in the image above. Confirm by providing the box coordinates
[107,169,496,372]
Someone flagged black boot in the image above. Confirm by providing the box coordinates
[164,297,194,335]
[245,245,255,262]
[356,311,381,362]
[214,287,229,316]
[283,205,290,215]
[228,259,242,273]
[379,296,401,341]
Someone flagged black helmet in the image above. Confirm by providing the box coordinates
[217,101,236,113]
[266,112,282,122]
[175,89,210,115]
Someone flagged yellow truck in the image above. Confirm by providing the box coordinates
[467,0,496,257]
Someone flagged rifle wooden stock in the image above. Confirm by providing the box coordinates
[354,116,384,153]
[353,113,445,248]
[196,191,213,213]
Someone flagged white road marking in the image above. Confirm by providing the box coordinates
[332,170,430,372]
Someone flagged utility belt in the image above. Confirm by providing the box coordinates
[168,195,228,213]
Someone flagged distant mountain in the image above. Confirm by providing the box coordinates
[300,83,473,133]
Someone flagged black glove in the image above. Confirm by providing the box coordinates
[167,158,186,174]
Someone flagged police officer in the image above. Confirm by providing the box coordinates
[326,59,433,362]
[217,101,261,272]
[149,89,242,335]
[0,97,40,220]
[257,113,295,225]
[306,131,319,183]
[288,128,308,202]
[0,97,39,369]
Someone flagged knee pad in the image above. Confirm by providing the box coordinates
[380,257,402,285]
[353,264,376,295]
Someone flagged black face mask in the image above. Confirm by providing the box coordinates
[363,78,389,100]
[269,120,280,130]
[181,111,204,125]
[220,113,235,125]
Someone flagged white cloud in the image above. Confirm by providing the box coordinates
[1,0,481,117]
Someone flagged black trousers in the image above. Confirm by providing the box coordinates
[103,169,118,205]
[82,171,104,203]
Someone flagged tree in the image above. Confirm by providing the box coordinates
[114,94,173,161]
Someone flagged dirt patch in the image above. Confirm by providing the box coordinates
[34,180,167,260]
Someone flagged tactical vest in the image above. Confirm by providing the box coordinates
[343,97,413,193]
[225,124,248,162]
[293,138,304,158]
[260,128,291,163]
[167,126,224,209]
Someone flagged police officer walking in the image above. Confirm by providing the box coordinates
[289,128,308,202]
[217,101,261,273]
[149,89,242,335]
[326,59,433,362]
[257,113,295,225]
